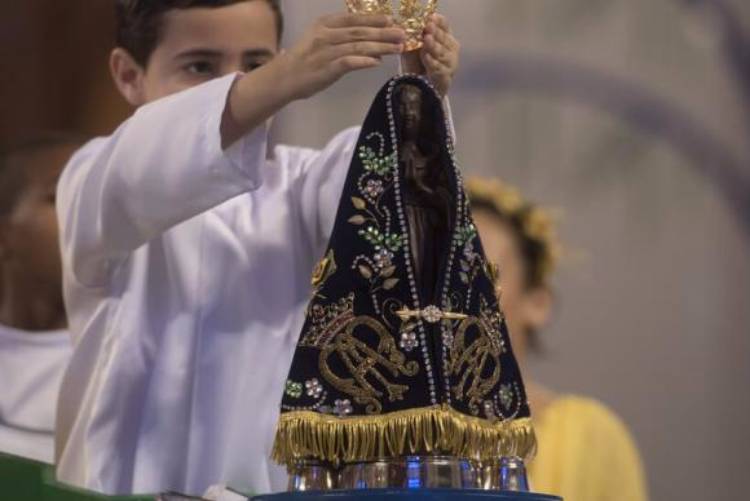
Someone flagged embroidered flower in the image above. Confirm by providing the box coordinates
[359,145,394,176]
[285,380,303,399]
[422,305,443,324]
[311,250,336,289]
[463,243,477,262]
[305,378,324,398]
[483,400,496,419]
[399,331,418,352]
[364,179,384,198]
[334,399,353,417]
[374,248,394,269]
[499,384,514,410]
[359,227,404,252]
[456,223,478,246]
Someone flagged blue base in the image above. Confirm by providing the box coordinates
[254,489,561,501]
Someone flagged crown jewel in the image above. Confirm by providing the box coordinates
[345,0,439,52]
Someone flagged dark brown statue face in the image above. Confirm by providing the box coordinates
[399,84,423,140]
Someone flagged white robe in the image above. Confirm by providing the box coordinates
[55,74,358,495]
[0,324,71,463]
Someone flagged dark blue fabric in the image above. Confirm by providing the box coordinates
[279,75,530,424]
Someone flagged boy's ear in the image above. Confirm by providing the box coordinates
[110,48,147,107]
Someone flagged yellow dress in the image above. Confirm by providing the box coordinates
[528,395,649,501]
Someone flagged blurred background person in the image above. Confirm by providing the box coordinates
[467,177,648,501]
[0,134,81,463]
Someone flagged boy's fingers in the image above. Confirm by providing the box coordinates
[424,35,447,62]
[425,34,457,68]
[426,21,458,51]
[323,13,393,29]
[424,52,447,75]
[334,55,382,74]
[328,41,403,60]
[326,26,406,45]
[431,14,451,32]
[432,26,454,49]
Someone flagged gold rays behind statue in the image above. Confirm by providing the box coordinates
[345,0,439,51]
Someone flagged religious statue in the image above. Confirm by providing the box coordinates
[398,83,454,301]
[271,73,538,492]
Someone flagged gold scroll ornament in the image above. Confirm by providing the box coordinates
[345,0,439,52]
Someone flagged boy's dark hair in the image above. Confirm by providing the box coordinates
[115,0,284,67]
[0,132,85,218]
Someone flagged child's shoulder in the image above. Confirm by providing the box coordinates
[59,137,109,178]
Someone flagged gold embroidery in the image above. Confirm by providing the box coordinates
[300,294,355,348]
[485,260,500,287]
[312,250,337,289]
[319,316,419,414]
[450,316,502,415]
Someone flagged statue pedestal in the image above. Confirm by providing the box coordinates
[254,490,561,501]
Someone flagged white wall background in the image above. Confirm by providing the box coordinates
[273,2,750,501]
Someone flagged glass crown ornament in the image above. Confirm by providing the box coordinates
[345,0,439,51]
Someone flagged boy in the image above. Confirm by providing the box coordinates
[0,135,80,463]
[56,0,461,496]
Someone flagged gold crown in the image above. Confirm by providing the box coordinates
[345,0,439,51]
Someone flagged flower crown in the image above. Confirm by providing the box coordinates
[465,177,561,287]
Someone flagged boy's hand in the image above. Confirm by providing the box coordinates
[401,14,460,96]
[224,13,405,146]
[282,13,407,100]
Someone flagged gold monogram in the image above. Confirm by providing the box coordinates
[449,317,502,415]
[345,0,439,51]
[320,316,420,414]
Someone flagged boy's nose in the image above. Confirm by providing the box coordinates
[222,56,247,76]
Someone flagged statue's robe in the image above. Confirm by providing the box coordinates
[274,75,535,467]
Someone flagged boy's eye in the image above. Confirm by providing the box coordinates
[184,61,215,76]
[243,61,266,73]
[242,57,271,74]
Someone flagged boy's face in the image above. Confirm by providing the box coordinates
[120,1,279,104]
[0,144,74,291]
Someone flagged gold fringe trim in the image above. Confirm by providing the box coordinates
[272,404,536,465]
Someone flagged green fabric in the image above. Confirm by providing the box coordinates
[0,452,154,501]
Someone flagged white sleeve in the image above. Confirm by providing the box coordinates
[57,74,269,288]
[290,127,361,263]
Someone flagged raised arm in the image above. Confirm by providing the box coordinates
[57,74,267,288]
[58,13,406,288]
[223,13,407,146]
